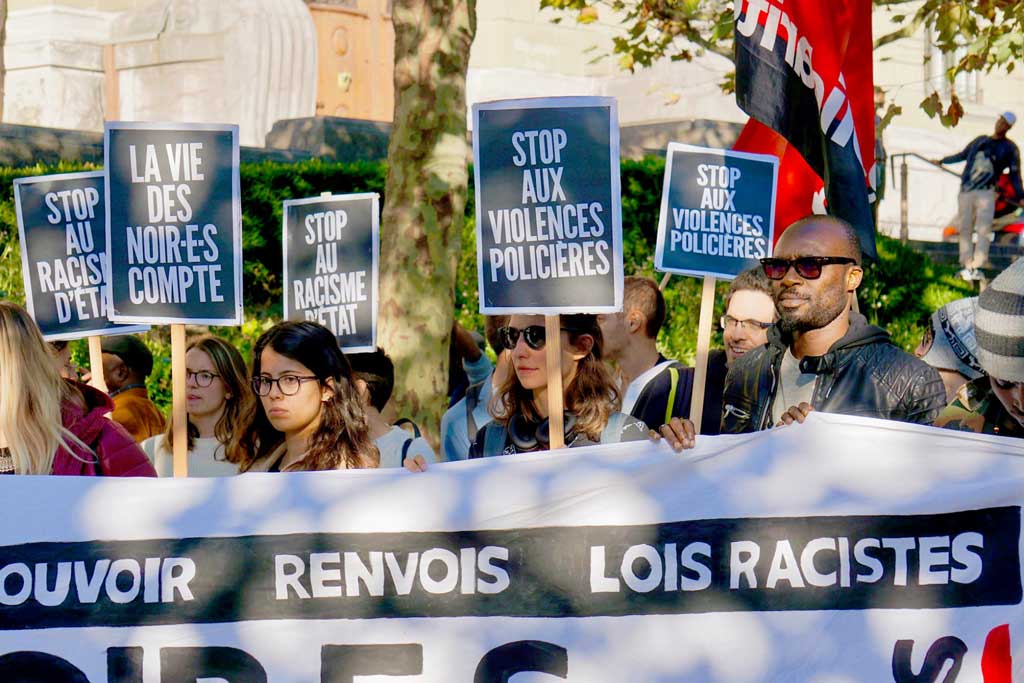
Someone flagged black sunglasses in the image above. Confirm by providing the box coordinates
[500,325,584,351]
[760,256,857,280]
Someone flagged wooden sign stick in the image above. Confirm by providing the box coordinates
[688,276,717,431]
[171,324,189,478]
[544,315,566,450]
[87,336,107,393]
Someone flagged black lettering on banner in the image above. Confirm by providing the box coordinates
[160,647,267,683]
[320,644,423,683]
[0,508,1017,631]
[891,636,967,683]
[108,647,144,683]
[0,651,90,683]
[474,640,568,683]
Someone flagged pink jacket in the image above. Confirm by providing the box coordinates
[51,381,157,477]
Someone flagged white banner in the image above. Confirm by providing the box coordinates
[1,413,1023,682]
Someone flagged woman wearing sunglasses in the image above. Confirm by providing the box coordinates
[227,321,379,472]
[142,335,251,477]
[467,313,649,458]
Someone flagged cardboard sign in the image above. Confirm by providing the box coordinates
[655,143,778,279]
[14,171,148,340]
[473,97,623,314]
[104,122,243,325]
[283,193,379,353]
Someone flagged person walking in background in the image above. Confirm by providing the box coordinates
[142,335,252,477]
[227,321,379,472]
[101,334,166,442]
[0,302,155,477]
[933,112,1024,281]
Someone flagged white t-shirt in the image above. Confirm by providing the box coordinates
[141,435,240,478]
[375,426,436,469]
[771,350,818,423]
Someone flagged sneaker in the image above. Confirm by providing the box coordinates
[958,268,974,281]
[971,268,985,281]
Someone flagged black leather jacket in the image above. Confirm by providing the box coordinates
[721,313,946,433]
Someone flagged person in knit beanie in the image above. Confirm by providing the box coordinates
[935,260,1024,437]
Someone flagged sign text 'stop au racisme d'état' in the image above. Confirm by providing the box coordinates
[104,122,243,326]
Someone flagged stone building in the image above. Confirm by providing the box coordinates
[6,0,1024,239]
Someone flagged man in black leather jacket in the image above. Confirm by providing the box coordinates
[720,216,946,433]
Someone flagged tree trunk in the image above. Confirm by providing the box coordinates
[0,0,7,122]
[379,0,476,448]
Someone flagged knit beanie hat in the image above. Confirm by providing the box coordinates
[976,260,1024,381]
[920,297,983,380]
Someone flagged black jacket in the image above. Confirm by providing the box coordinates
[721,313,946,433]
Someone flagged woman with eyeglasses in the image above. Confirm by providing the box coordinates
[0,302,155,476]
[141,335,251,477]
[467,313,650,458]
[226,321,379,472]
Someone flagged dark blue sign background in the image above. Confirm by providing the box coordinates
[15,172,145,340]
[283,195,378,353]
[105,124,241,324]
[656,145,777,279]
[474,99,621,313]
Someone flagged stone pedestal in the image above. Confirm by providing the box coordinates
[266,116,392,162]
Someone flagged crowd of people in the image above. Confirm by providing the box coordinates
[2,213,1022,479]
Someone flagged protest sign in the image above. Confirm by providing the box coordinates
[104,122,242,326]
[473,96,623,314]
[283,193,379,353]
[14,172,147,341]
[655,143,778,280]
[0,413,1021,682]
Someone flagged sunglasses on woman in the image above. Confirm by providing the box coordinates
[499,325,585,351]
[759,256,857,280]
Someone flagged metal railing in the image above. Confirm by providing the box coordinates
[889,152,959,244]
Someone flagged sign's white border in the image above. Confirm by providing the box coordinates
[472,96,624,314]
[282,193,381,354]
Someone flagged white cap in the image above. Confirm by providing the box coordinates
[1002,111,1017,126]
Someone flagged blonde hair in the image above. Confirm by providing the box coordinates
[0,302,88,474]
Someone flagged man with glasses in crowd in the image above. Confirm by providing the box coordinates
[720,215,945,433]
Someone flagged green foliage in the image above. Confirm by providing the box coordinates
[0,158,974,409]
[539,0,1024,127]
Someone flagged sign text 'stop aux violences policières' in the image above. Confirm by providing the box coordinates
[14,171,148,340]
[283,193,379,353]
[655,144,778,280]
[104,122,243,326]
[473,97,623,314]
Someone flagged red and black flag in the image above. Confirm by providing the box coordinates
[732,0,877,259]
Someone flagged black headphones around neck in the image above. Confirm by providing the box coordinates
[508,412,577,451]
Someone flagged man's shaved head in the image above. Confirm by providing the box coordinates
[776,215,862,264]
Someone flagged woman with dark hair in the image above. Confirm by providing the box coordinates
[142,335,252,477]
[468,313,650,458]
[227,321,379,472]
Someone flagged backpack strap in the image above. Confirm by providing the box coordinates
[393,418,422,438]
[664,366,680,427]
[471,422,509,459]
[400,437,414,465]
[465,381,485,444]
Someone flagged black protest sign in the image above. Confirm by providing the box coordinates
[283,194,379,352]
[14,172,148,340]
[655,143,778,279]
[104,123,242,325]
[473,97,623,313]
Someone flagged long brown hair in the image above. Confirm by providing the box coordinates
[226,321,379,471]
[492,314,620,441]
[163,335,252,455]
